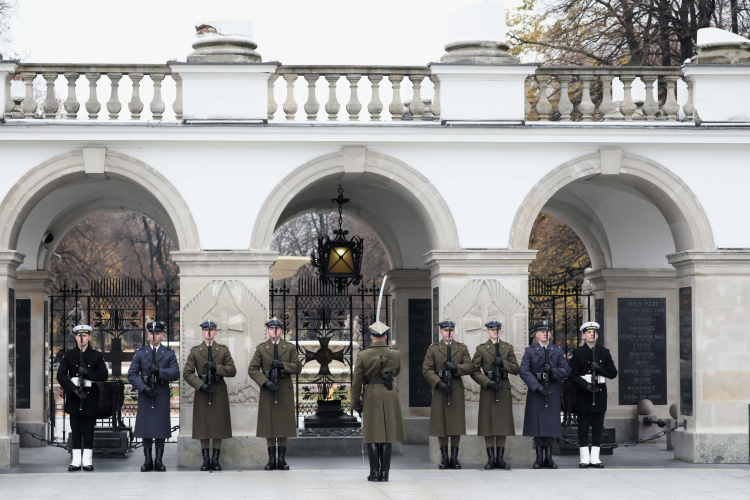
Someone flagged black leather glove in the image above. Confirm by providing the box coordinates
[486,380,502,391]
[436,381,452,396]
[204,361,217,372]
[150,364,160,376]
[356,403,363,416]
[536,386,552,396]
[199,383,216,394]
[78,365,88,378]
[263,380,278,392]
[590,361,601,372]
[143,386,160,397]
[74,388,87,400]
[444,361,458,373]
[492,356,504,368]
[270,359,284,370]
[586,384,600,393]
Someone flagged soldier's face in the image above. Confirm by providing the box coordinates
[267,326,283,342]
[583,330,598,343]
[440,327,454,342]
[535,329,551,344]
[148,331,164,345]
[202,327,217,342]
[75,332,90,349]
[488,328,501,341]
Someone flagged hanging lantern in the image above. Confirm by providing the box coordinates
[310,185,364,291]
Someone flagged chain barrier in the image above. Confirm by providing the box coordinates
[13,423,179,452]
[557,419,687,449]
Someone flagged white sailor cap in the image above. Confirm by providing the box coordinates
[72,324,93,334]
[580,322,600,333]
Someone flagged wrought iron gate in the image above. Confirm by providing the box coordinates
[48,279,180,447]
[528,278,592,354]
[269,277,389,427]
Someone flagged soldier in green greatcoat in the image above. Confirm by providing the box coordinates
[351,321,406,482]
[470,320,520,470]
[422,319,473,469]
[248,317,303,471]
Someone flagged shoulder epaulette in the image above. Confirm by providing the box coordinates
[165,346,174,351]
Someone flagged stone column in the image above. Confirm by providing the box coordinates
[14,270,55,448]
[0,251,25,469]
[585,268,678,442]
[171,250,277,467]
[423,249,536,467]
[668,250,750,463]
[386,269,431,443]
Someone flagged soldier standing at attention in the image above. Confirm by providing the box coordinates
[351,321,406,482]
[520,320,571,469]
[422,319,473,470]
[183,321,237,471]
[470,320,520,470]
[570,322,618,468]
[57,325,108,472]
[127,321,180,472]
[248,317,303,471]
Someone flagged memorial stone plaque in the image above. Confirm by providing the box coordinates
[595,298,605,340]
[408,299,433,407]
[432,287,439,343]
[679,287,693,416]
[617,297,667,405]
[16,299,31,409]
[8,288,14,417]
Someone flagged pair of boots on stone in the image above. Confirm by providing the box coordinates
[140,444,166,472]
[533,446,557,469]
[68,449,94,472]
[366,443,392,482]
[265,446,289,471]
[438,446,461,470]
[579,446,604,468]
[201,449,222,471]
[484,447,511,470]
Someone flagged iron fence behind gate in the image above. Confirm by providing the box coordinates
[269,277,389,427]
[48,278,180,447]
[528,278,592,354]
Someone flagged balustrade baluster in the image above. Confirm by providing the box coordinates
[325,74,340,120]
[619,75,637,121]
[524,77,532,119]
[172,74,183,120]
[578,75,595,121]
[129,73,144,120]
[682,76,694,121]
[599,75,616,121]
[408,75,425,120]
[641,75,658,121]
[388,75,404,121]
[557,75,573,121]
[535,75,552,121]
[304,74,320,121]
[4,73,12,119]
[662,76,680,122]
[430,75,440,121]
[21,71,36,119]
[367,75,383,121]
[85,73,101,119]
[150,73,166,120]
[345,74,362,120]
[283,74,298,120]
[63,72,80,120]
[42,72,58,119]
[107,73,122,120]
[268,74,279,120]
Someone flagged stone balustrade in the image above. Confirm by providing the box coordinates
[4,64,182,121]
[270,66,437,122]
[529,66,691,122]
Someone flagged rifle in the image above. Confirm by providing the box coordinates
[591,341,597,406]
[198,323,216,405]
[494,341,502,402]
[272,342,280,404]
[543,344,550,408]
[443,342,452,406]
[148,344,158,409]
[78,344,85,411]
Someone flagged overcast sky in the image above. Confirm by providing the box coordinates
[6,0,522,65]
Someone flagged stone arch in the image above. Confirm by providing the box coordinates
[0,149,200,269]
[250,150,460,260]
[509,152,715,255]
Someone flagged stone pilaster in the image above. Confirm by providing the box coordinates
[668,250,750,463]
[0,251,25,468]
[171,250,277,467]
[14,270,56,448]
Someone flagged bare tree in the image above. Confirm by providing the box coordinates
[529,213,591,287]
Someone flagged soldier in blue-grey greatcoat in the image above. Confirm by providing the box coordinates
[520,319,571,469]
[128,321,180,472]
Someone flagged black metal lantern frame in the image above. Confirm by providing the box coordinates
[310,185,364,292]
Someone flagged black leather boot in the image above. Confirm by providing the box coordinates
[379,443,391,482]
[484,448,495,470]
[154,448,166,472]
[265,446,277,471]
[544,446,558,469]
[277,446,290,471]
[496,447,510,470]
[200,449,211,471]
[449,446,461,469]
[367,443,380,481]
[438,446,449,469]
[140,445,153,472]
[533,447,543,469]
[211,449,222,471]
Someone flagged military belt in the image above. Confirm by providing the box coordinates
[199,373,223,384]
[484,370,508,381]
[368,378,386,384]
[263,370,287,379]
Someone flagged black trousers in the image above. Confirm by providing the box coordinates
[577,411,605,447]
[143,438,165,450]
[534,436,555,448]
[69,415,97,449]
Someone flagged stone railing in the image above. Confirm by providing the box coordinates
[527,66,691,122]
[4,64,182,120]
[270,66,437,122]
